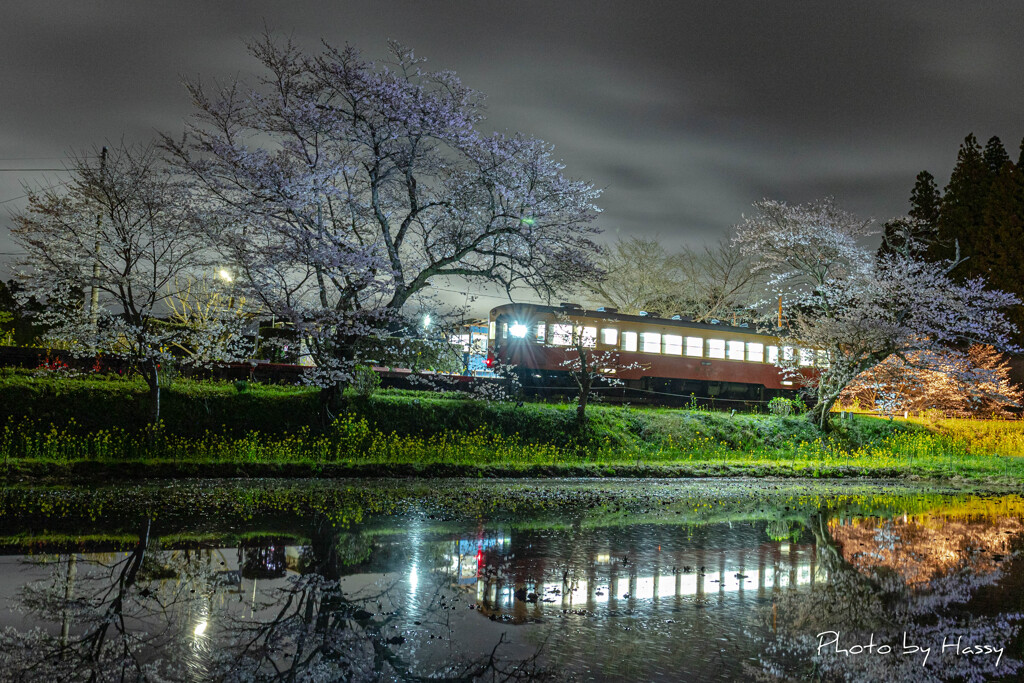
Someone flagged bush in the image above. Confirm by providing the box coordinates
[768,396,802,417]
[351,365,381,398]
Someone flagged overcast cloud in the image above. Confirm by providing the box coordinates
[2,1,1023,308]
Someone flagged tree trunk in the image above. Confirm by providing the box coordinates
[811,390,839,431]
[576,374,591,425]
[142,359,161,424]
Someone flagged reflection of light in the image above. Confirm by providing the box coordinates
[194,620,207,637]
[409,566,418,592]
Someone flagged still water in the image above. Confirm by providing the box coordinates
[0,478,1022,682]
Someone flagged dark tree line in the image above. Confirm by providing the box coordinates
[893,134,1024,341]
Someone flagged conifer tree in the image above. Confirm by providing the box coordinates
[933,134,988,266]
[983,135,1010,175]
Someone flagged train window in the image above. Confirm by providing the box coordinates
[535,322,546,343]
[816,349,829,367]
[488,321,496,340]
[783,346,795,362]
[800,348,814,366]
[727,340,745,360]
[685,336,702,357]
[601,328,618,345]
[581,326,597,347]
[551,324,573,346]
[747,342,764,362]
[622,331,638,352]
[641,332,661,353]
[707,339,725,359]
[501,322,508,339]
[767,345,779,363]
[663,334,683,355]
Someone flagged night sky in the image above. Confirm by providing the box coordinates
[3,1,1024,284]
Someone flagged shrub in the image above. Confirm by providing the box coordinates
[351,365,381,398]
[768,396,802,417]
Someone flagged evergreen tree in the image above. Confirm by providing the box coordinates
[981,161,1024,335]
[934,133,989,265]
[983,135,1010,175]
[908,170,941,228]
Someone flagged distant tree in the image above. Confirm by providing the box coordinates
[580,236,681,315]
[984,135,1010,175]
[163,34,602,399]
[908,170,941,228]
[580,236,762,322]
[10,144,229,422]
[733,198,1020,430]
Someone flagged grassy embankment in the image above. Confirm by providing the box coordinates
[2,371,1023,482]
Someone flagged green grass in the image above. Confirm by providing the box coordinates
[2,371,1023,483]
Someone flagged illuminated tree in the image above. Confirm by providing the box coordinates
[10,144,235,422]
[733,198,1020,429]
[841,345,1022,417]
[163,34,602,390]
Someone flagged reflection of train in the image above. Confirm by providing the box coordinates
[487,303,819,404]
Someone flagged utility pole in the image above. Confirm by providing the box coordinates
[88,146,107,329]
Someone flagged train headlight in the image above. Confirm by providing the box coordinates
[509,322,528,338]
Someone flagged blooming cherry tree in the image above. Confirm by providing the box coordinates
[11,144,226,422]
[163,34,603,390]
[734,199,1020,429]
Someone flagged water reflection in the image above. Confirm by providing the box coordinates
[0,482,1022,681]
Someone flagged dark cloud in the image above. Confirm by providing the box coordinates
[3,0,1024,285]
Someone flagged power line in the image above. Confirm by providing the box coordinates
[0,168,72,172]
[0,180,72,205]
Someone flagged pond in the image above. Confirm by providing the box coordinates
[0,478,1022,681]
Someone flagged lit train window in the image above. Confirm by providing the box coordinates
[535,322,546,343]
[816,349,829,367]
[747,342,764,362]
[488,321,495,340]
[685,337,702,357]
[622,331,638,352]
[601,328,618,345]
[783,346,795,362]
[581,326,597,347]
[551,324,573,346]
[767,345,779,363]
[727,340,745,360]
[707,339,725,359]
[800,348,814,366]
[663,334,682,355]
[641,332,661,353]
[501,322,508,339]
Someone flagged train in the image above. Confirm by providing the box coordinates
[486,302,817,405]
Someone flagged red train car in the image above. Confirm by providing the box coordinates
[487,303,818,404]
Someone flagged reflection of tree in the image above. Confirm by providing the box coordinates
[750,512,1024,682]
[0,521,555,681]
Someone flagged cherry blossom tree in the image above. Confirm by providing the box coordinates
[10,144,233,422]
[733,199,1020,429]
[162,34,603,393]
[840,345,1022,417]
[554,322,643,424]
